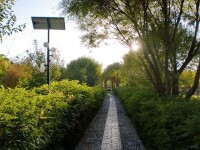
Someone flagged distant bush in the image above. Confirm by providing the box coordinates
[116,86,200,150]
[0,80,106,150]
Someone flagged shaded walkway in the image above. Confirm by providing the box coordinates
[76,93,144,150]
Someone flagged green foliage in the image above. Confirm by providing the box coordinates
[0,0,25,42]
[0,55,9,85]
[179,70,196,88]
[0,80,106,149]
[121,51,150,87]
[18,41,61,89]
[60,0,200,98]
[63,57,102,86]
[102,62,121,88]
[116,87,200,149]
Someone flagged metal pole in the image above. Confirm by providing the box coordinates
[47,18,50,86]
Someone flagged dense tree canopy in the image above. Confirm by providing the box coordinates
[63,57,102,86]
[121,51,150,87]
[60,0,200,99]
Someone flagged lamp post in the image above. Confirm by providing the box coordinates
[31,17,65,85]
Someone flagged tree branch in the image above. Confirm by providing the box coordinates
[179,0,200,74]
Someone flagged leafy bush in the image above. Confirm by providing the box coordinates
[116,86,200,150]
[0,80,106,149]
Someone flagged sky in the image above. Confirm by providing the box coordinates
[0,0,129,69]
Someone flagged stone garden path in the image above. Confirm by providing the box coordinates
[76,93,144,150]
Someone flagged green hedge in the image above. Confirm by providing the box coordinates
[116,86,200,150]
[0,80,106,150]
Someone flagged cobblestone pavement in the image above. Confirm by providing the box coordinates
[76,93,144,150]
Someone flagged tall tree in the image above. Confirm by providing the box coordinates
[121,51,150,87]
[64,57,102,86]
[60,0,200,99]
[0,0,25,42]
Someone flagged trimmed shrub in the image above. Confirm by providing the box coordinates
[0,80,106,149]
[116,86,200,150]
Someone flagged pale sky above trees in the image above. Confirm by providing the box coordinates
[0,0,128,69]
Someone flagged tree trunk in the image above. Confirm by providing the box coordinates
[172,79,179,95]
[185,61,200,101]
[172,72,180,95]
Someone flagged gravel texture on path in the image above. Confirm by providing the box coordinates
[76,93,144,150]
